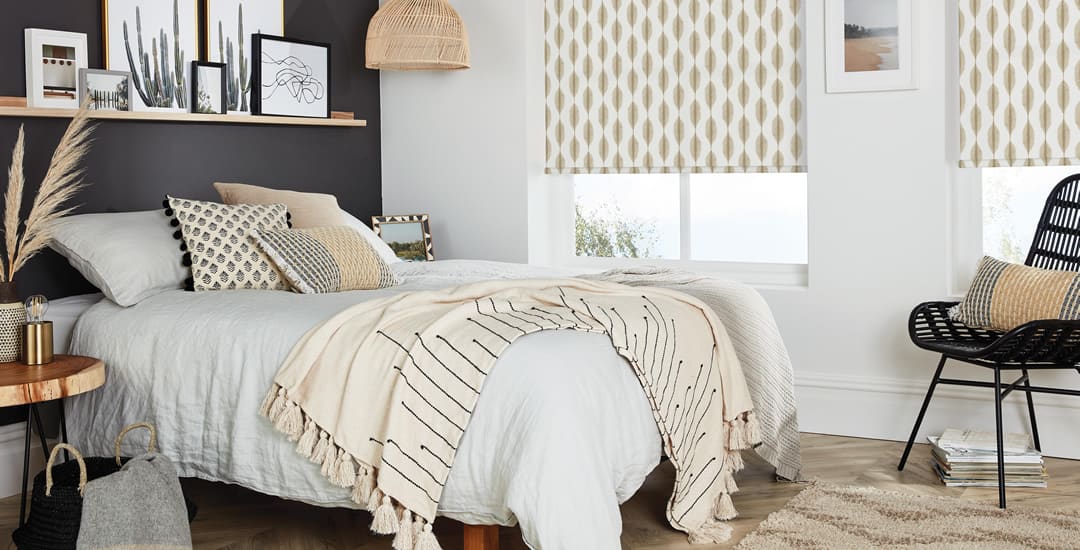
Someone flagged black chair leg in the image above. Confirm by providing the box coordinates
[899,355,947,471]
[1022,369,1041,452]
[994,367,1007,509]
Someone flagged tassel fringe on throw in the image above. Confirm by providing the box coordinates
[262,383,760,548]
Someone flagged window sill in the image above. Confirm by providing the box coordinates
[553,256,809,288]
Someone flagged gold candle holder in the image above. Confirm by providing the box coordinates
[20,321,53,366]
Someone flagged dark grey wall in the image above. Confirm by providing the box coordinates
[0,0,382,425]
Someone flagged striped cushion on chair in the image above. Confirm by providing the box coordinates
[956,256,1080,331]
[255,227,399,294]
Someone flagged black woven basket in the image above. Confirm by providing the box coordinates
[12,443,102,550]
[12,424,196,550]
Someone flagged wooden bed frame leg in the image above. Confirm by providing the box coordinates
[463,524,499,550]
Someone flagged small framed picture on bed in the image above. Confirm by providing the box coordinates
[372,215,434,262]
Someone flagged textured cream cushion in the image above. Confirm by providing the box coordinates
[48,211,188,306]
[956,256,1080,331]
[167,197,290,291]
[213,182,345,229]
[339,210,402,264]
[254,226,399,293]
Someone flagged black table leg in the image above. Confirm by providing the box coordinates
[29,403,50,462]
[59,398,69,461]
[18,407,30,528]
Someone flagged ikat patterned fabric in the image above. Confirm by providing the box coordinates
[956,256,1080,332]
[959,1,1080,167]
[254,226,399,294]
[544,0,806,174]
[166,197,290,292]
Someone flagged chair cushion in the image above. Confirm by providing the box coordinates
[955,256,1080,331]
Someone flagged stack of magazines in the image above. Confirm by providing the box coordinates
[929,428,1047,488]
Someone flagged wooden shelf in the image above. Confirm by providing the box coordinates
[0,106,367,127]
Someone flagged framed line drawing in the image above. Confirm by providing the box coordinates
[251,34,331,119]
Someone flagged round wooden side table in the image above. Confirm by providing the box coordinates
[0,355,105,527]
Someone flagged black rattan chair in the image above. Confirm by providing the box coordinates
[898,173,1080,509]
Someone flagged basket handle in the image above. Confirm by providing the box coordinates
[114,422,157,466]
[45,443,86,497]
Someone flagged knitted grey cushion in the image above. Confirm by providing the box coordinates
[77,453,192,550]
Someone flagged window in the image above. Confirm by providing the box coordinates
[574,173,808,265]
[983,166,1079,263]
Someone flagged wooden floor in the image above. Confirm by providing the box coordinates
[1,433,1078,549]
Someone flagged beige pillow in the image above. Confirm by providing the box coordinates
[213,182,345,228]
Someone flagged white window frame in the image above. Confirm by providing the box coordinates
[535,173,809,288]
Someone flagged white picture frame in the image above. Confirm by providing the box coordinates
[825,0,918,93]
[24,29,89,109]
[103,0,199,112]
[206,0,285,114]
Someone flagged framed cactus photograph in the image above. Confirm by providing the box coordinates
[191,61,227,115]
[206,0,284,115]
[103,0,199,112]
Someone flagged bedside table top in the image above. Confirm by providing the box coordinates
[0,355,105,407]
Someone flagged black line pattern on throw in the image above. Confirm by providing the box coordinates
[368,288,739,532]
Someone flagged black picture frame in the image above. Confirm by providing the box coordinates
[372,215,435,262]
[251,33,331,119]
[190,61,227,114]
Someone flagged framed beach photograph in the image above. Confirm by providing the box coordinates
[191,61,227,114]
[372,215,434,262]
[79,69,132,111]
[251,34,331,119]
[205,0,285,114]
[826,0,917,93]
[103,0,199,111]
[24,29,88,109]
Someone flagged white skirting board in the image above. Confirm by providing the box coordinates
[796,370,1080,460]
[0,371,1074,498]
[0,422,45,499]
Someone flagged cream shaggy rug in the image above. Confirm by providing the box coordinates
[736,483,1080,549]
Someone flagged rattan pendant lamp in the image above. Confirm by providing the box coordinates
[366,0,470,71]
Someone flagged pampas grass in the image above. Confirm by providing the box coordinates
[2,127,24,283]
[2,106,95,281]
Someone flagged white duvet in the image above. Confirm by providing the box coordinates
[66,261,661,549]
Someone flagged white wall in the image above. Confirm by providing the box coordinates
[381,0,531,263]
[382,1,1080,459]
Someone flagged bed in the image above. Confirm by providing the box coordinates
[56,259,799,549]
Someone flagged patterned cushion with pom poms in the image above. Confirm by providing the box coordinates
[165,196,291,292]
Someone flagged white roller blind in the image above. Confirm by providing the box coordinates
[544,0,806,175]
[959,1,1080,167]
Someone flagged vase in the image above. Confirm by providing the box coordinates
[0,282,24,362]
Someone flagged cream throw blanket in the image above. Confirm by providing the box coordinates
[261,278,759,548]
[588,267,802,481]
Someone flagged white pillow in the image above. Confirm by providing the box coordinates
[49,211,187,306]
[340,210,402,264]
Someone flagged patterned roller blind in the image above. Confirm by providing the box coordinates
[959,1,1080,167]
[544,0,806,174]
